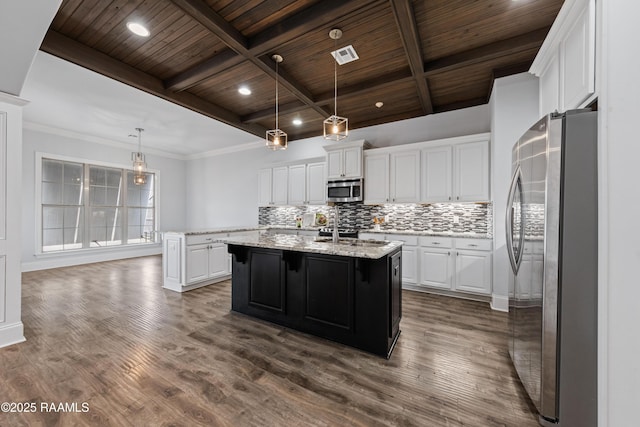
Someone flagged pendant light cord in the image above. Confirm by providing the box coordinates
[334,37,338,117]
[275,60,279,130]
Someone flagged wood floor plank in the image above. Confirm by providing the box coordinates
[0,255,539,426]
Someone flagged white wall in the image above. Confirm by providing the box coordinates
[185,105,491,230]
[21,127,187,271]
[489,73,540,310]
[599,1,640,424]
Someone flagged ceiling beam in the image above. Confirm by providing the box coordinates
[165,0,384,92]
[243,69,414,124]
[425,27,550,76]
[164,48,243,92]
[40,30,267,138]
[389,0,433,115]
[170,0,330,119]
[248,0,386,56]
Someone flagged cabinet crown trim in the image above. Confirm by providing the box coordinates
[323,139,368,152]
[363,132,490,155]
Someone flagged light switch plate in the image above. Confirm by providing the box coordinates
[453,215,460,224]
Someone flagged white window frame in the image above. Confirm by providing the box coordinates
[35,152,161,255]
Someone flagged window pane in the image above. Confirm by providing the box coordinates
[106,169,122,187]
[42,182,63,205]
[90,227,106,247]
[42,159,63,183]
[63,184,83,205]
[91,187,106,206]
[106,188,121,206]
[89,167,106,186]
[64,207,83,228]
[63,163,83,185]
[63,227,82,249]
[43,207,64,229]
[43,229,63,252]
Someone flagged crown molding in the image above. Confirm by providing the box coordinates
[184,139,264,160]
[0,92,29,107]
[23,121,186,160]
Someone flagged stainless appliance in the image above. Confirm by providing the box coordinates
[506,110,597,426]
[327,178,363,203]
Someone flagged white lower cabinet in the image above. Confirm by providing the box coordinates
[163,230,259,292]
[186,243,228,285]
[362,232,492,297]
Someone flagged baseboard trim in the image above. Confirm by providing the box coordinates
[491,294,509,312]
[22,246,162,272]
[0,321,26,349]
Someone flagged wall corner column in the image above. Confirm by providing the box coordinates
[0,92,28,348]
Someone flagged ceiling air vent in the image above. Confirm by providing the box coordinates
[331,45,359,65]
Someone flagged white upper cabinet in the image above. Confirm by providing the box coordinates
[324,140,366,179]
[306,162,326,205]
[287,164,307,206]
[258,168,273,206]
[561,0,595,110]
[364,150,420,204]
[271,166,288,205]
[364,153,390,204]
[390,151,420,203]
[531,0,596,115]
[260,162,326,207]
[454,141,490,202]
[421,146,452,202]
[421,139,489,203]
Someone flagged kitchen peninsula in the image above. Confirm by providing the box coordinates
[218,233,403,358]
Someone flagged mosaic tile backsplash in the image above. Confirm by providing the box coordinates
[259,202,493,236]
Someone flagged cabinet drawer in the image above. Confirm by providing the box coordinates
[455,238,492,251]
[186,233,224,246]
[386,234,418,246]
[359,233,385,241]
[419,236,453,248]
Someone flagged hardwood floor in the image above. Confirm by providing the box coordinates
[1,256,538,426]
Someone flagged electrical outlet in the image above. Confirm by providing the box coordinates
[384,215,389,222]
[453,215,460,224]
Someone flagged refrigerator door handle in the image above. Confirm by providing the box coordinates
[505,166,524,274]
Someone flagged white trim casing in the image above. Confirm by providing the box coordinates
[34,151,161,259]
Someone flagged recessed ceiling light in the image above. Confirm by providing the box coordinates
[238,86,251,96]
[292,118,303,126]
[126,22,150,37]
[375,102,384,108]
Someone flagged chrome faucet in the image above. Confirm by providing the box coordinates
[332,204,339,244]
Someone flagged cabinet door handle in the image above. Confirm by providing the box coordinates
[432,242,440,245]
[456,196,459,200]
[469,244,478,247]
[447,251,450,256]
[448,196,451,201]
[456,251,459,256]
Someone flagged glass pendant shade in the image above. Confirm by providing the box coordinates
[266,129,288,150]
[323,115,348,141]
[130,127,147,185]
[324,28,348,141]
[266,54,287,150]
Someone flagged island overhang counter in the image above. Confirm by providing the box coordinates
[216,234,403,358]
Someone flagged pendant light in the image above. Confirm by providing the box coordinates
[130,128,147,185]
[323,28,348,141]
[266,54,288,150]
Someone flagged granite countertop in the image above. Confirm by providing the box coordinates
[359,228,492,239]
[166,226,492,240]
[215,234,403,259]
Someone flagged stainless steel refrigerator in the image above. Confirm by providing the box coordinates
[506,110,597,426]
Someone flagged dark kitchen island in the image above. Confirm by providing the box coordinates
[217,233,403,358]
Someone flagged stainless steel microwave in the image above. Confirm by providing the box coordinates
[327,178,363,203]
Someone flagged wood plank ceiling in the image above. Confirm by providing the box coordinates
[41,0,564,142]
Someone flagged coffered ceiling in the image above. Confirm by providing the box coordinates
[41,0,564,142]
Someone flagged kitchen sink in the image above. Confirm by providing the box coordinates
[314,237,388,247]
